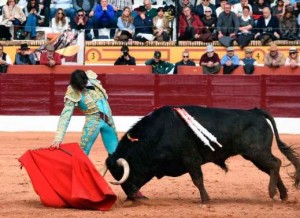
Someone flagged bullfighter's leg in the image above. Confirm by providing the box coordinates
[243,154,287,200]
[188,166,210,203]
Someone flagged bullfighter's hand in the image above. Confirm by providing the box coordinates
[52,141,61,148]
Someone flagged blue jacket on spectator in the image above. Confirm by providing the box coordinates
[221,54,239,65]
[94,4,115,24]
[133,14,153,35]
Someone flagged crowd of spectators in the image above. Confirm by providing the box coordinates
[0,0,300,43]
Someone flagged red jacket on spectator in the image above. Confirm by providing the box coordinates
[40,52,62,66]
[179,14,205,36]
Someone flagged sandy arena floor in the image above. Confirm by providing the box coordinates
[0,132,299,218]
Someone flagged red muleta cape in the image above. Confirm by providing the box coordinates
[19,143,116,211]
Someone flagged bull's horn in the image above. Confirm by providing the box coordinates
[100,163,108,177]
[110,158,130,185]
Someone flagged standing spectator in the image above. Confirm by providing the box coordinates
[51,8,70,33]
[92,0,116,39]
[40,44,62,66]
[220,46,239,74]
[15,43,36,65]
[237,6,254,48]
[216,0,227,17]
[285,47,300,68]
[109,0,132,18]
[114,45,136,65]
[174,51,196,74]
[201,7,218,40]
[255,7,280,45]
[74,9,93,41]
[195,0,216,18]
[0,45,12,73]
[264,43,285,67]
[145,51,174,74]
[199,44,221,74]
[2,0,26,39]
[239,48,257,74]
[217,3,239,47]
[22,0,43,40]
[280,10,297,40]
[271,0,285,19]
[50,0,76,29]
[115,6,135,41]
[153,7,171,42]
[133,6,153,42]
[179,6,212,41]
[232,0,253,17]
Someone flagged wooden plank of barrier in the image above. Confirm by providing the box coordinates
[6,65,153,74]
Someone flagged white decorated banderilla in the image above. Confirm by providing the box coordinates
[174,107,223,151]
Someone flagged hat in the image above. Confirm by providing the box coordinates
[226,46,234,52]
[139,6,146,13]
[154,51,161,58]
[46,44,55,51]
[289,47,298,53]
[206,44,214,52]
[121,45,129,52]
[20,43,29,50]
[245,48,253,53]
[205,7,212,12]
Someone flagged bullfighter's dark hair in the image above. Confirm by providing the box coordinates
[70,70,88,91]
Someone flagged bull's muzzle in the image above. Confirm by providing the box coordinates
[109,158,130,185]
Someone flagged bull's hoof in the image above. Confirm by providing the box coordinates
[126,191,149,201]
[281,196,288,202]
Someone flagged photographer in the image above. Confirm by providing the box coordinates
[114,45,136,65]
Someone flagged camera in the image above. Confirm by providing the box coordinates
[123,51,129,56]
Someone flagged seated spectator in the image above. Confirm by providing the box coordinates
[39,44,62,66]
[74,9,92,41]
[2,0,26,39]
[254,7,280,45]
[201,7,217,40]
[15,43,36,65]
[271,0,284,19]
[199,44,221,74]
[51,8,70,33]
[39,0,51,27]
[50,0,76,29]
[220,46,239,74]
[0,45,12,73]
[239,48,257,74]
[237,6,254,48]
[217,3,239,47]
[145,51,174,74]
[22,0,43,40]
[114,45,136,65]
[252,0,269,21]
[92,0,117,39]
[153,7,171,42]
[109,0,133,18]
[195,0,216,18]
[264,43,285,67]
[179,6,212,42]
[280,10,297,40]
[285,47,300,68]
[142,0,157,19]
[133,6,153,42]
[73,0,96,19]
[174,51,196,74]
[216,0,227,17]
[115,6,135,41]
[178,0,196,15]
[232,0,253,17]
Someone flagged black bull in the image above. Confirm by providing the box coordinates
[106,106,300,203]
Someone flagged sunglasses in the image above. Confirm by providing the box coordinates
[290,52,297,54]
[77,14,84,16]
[205,11,212,12]
[183,55,189,58]
[246,52,252,54]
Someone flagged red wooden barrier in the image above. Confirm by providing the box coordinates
[1,66,300,117]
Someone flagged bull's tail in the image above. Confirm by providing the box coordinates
[256,109,300,188]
